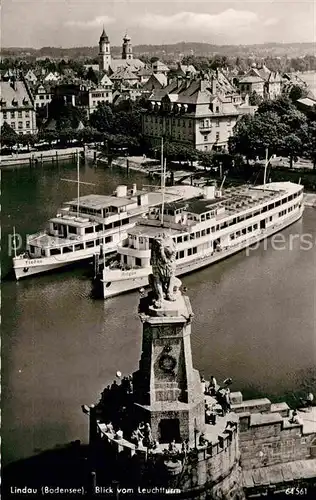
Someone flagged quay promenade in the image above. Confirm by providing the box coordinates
[0,146,84,167]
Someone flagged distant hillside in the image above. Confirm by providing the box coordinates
[1,41,315,59]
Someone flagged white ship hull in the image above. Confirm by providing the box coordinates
[101,208,304,299]
[13,244,117,280]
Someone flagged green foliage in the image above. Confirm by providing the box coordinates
[47,97,88,131]
[89,101,143,154]
[89,103,114,132]
[1,122,18,146]
[229,95,311,166]
[248,91,263,106]
[288,84,309,103]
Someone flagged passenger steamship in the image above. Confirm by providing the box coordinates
[13,183,204,280]
[99,181,304,299]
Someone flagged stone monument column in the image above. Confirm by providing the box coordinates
[133,234,205,445]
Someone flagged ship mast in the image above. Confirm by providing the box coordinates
[13,226,17,258]
[61,151,95,217]
[160,137,166,226]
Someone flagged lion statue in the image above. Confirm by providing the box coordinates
[149,233,177,308]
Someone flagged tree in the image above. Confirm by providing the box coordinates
[288,84,309,103]
[248,91,263,106]
[281,133,303,168]
[1,122,18,147]
[197,151,214,170]
[305,121,316,170]
[230,95,308,165]
[47,97,87,131]
[89,103,114,132]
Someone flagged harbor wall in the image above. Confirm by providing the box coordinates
[97,422,243,499]
[239,413,315,470]
[0,146,84,167]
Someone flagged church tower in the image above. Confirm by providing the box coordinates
[98,28,111,72]
[122,33,133,60]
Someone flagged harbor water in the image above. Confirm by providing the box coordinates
[2,160,316,465]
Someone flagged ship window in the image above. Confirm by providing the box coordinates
[190,233,195,240]
[177,236,182,243]
[276,200,281,207]
[123,255,127,264]
[75,244,84,250]
[85,227,94,234]
[183,235,188,242]
[268,203,274,210]
[201,230,206,236]
[63,246,73,253]
[104,236,112,243]
[121,217,130,225]
[188,248,192,256]
[86,241,95,248]
[248,226,252,232]
[68,226,77,234]
[179,250,184,259]
[262,206,267,213]
[236,231,241,237]
[207,228,211,234]
[95,238,101,246]
[206,213,210,220]
[135,257,141,266]
[114,221,121,227]
[230,234,235,240]
[201,214,205,221]
[253,224,258,230]
[242,228,247,235]
[216,225,219,231]
[192,247,197,254]
[96,224,103,232]
[53,223,58,231]
[196,231,200,238]
[50,248,61,255]
[104,224,112,230]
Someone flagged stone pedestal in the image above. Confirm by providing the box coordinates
[133,288,205,445]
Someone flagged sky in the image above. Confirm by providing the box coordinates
[1,0,315,48]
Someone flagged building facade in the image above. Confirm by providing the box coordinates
[34,83,53,109]
[237,64,282,100]
[0,78,37,135]
[142,75,243,152]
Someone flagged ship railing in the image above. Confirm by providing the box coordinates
[27,231,47,241]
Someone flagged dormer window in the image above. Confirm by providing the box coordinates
[216,106,220,113]
[23,98,29,105]
[12,99,18,106]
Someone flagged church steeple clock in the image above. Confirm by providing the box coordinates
[98,28,111,72]
[122,33,133,60]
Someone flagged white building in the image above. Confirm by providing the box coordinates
[0,78,37,135]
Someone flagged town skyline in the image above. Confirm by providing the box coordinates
[2,0,315,49]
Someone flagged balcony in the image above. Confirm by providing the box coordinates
[199,124,212,132]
